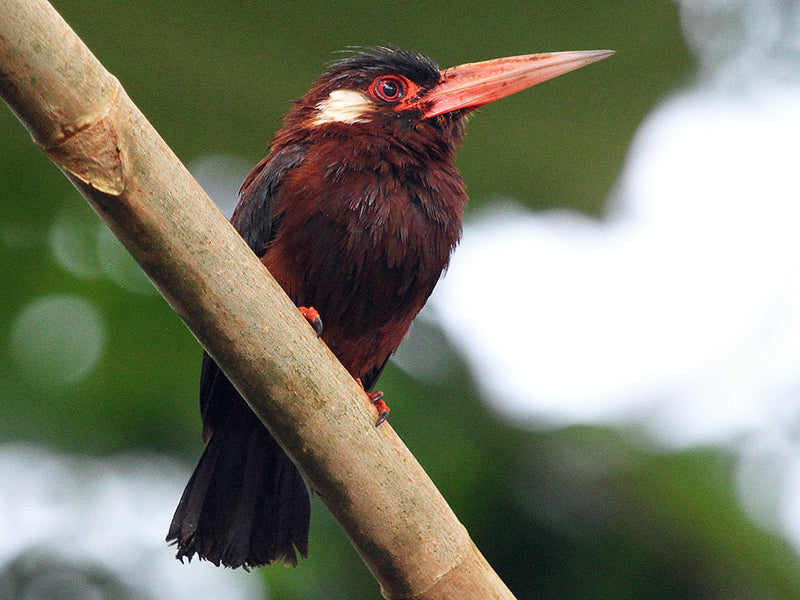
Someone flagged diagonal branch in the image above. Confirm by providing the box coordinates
[0,1,516,598]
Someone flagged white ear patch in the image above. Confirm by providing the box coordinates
[312,90,375,125]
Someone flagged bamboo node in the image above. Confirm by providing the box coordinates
[40,77,125,195]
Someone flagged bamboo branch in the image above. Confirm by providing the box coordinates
[0,1,516,598]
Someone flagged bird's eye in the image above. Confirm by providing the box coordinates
[371,76,406,102]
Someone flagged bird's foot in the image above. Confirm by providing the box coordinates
[298,306,323,337]
[356,379,390,426]
[369,391,391,426]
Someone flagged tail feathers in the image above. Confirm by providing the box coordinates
[167,409,310,569]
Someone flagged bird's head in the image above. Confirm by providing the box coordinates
[275,46,612,153]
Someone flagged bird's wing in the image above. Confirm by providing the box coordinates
[360,357,390,393]
[231,145,308,256]
[201,145,307,429]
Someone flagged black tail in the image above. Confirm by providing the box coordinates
[167,356,310,568]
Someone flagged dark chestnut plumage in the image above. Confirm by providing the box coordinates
[167,46,612,569]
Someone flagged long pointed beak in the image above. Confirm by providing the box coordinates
[413,50,614,119]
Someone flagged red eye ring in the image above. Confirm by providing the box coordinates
[370,75,407,103]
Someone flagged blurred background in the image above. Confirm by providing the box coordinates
[2,0,800,598]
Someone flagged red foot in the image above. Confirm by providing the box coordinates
[298,306,323,337]
[356,378,390,426]
[369,391,391,426]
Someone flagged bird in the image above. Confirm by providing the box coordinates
[167,45,613,569]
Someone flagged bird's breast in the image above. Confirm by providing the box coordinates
[264,143,466,376]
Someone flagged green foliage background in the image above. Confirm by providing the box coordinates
[2,1,799,598]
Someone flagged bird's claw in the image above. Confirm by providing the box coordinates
[368,391,390,426]
[298,306,323,337]
[356,379,390,426]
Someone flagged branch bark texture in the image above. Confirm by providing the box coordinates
[0,1,516,598]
